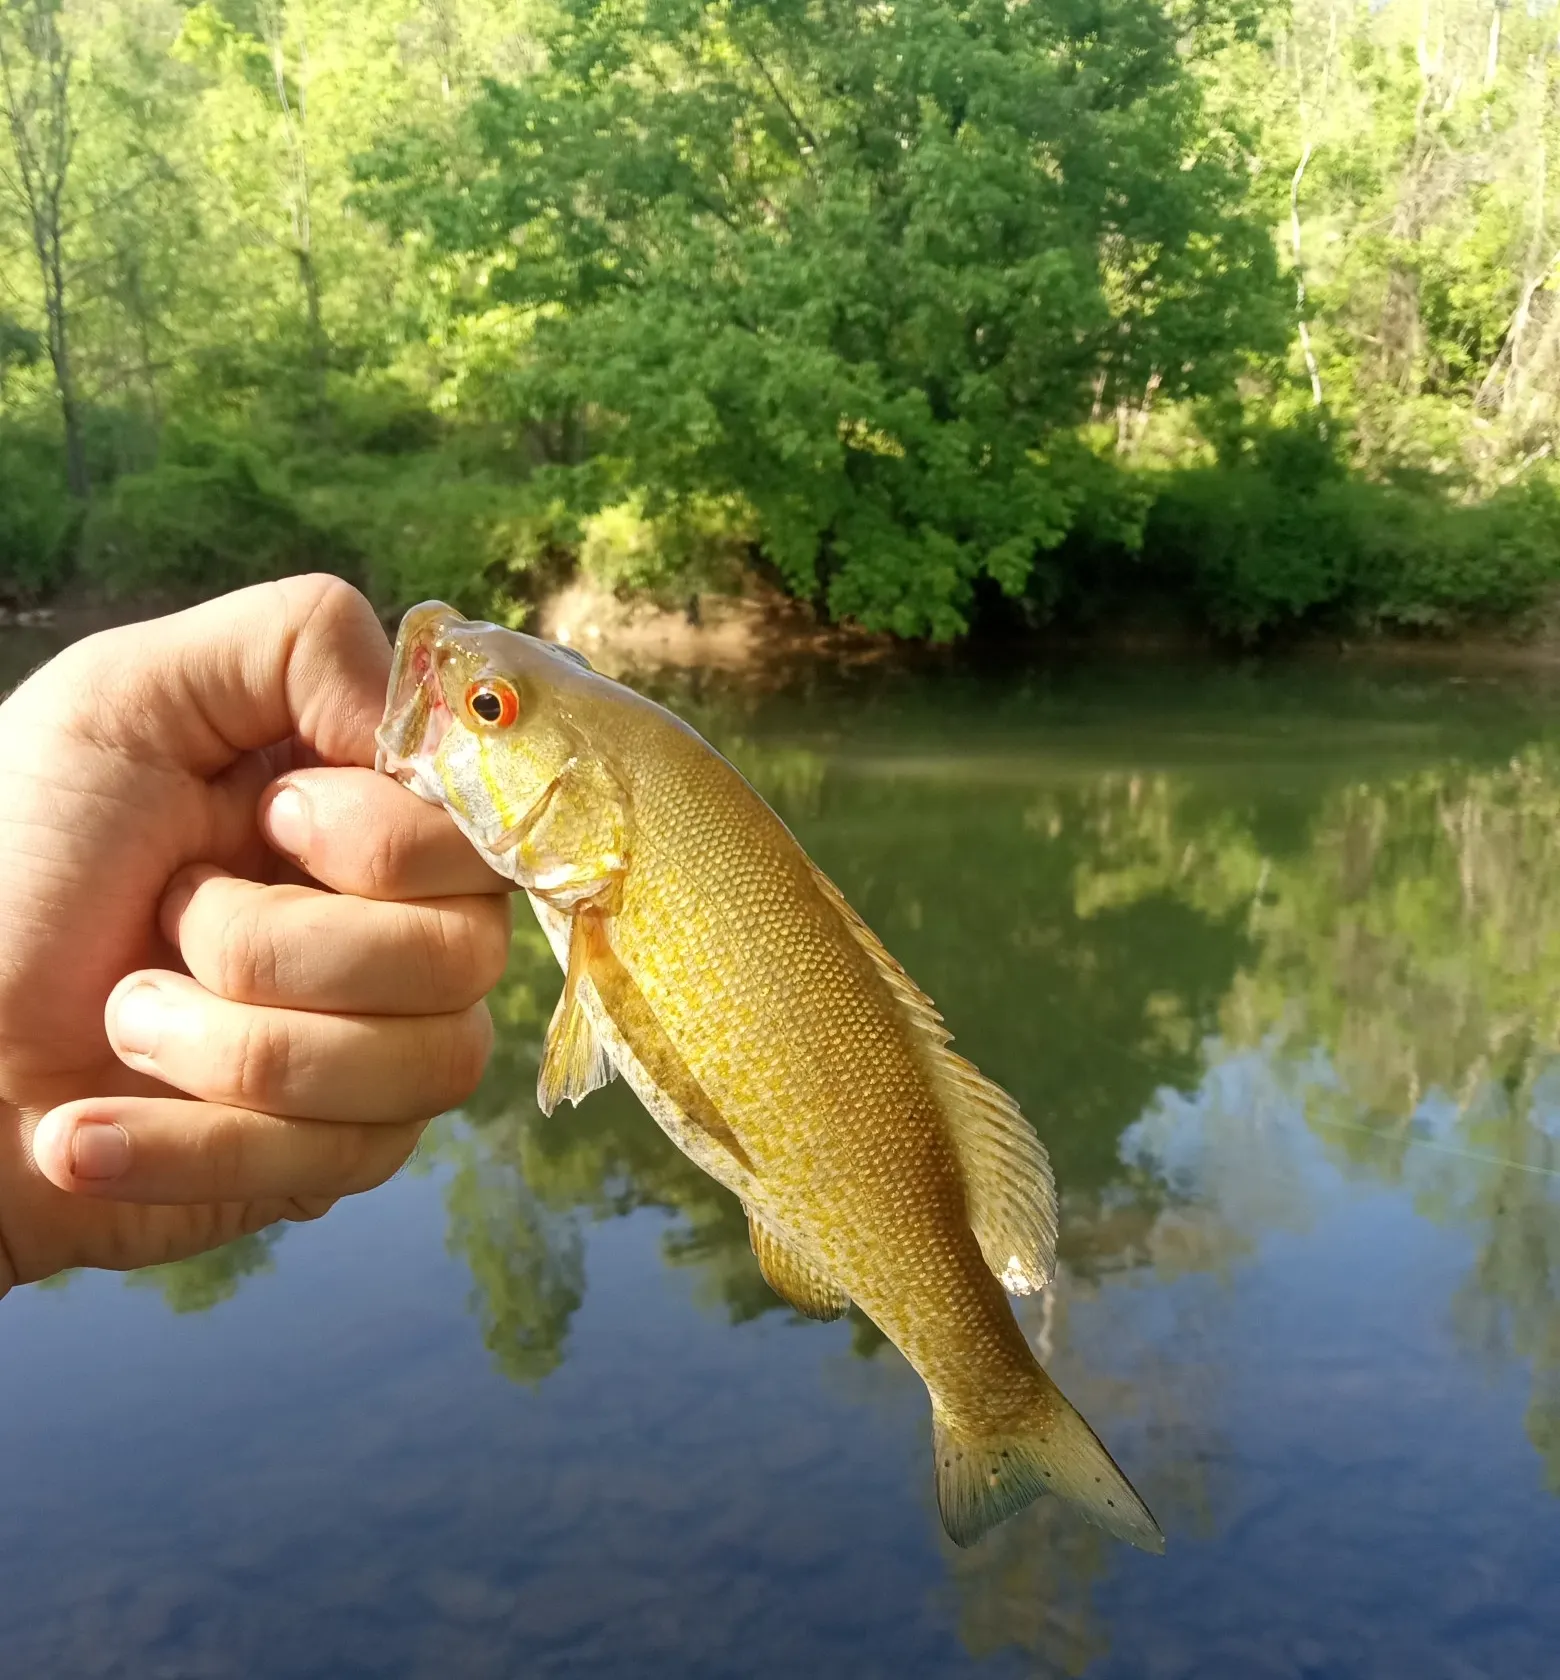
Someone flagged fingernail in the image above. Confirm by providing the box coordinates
[113,982,165,1058]
[265,784,310,861]
[70,1121,130,1182]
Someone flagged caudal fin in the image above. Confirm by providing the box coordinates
[932,1387,1164,1554]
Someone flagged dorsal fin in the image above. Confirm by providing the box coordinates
[805,861,1057,1294]
[545,640,596,672]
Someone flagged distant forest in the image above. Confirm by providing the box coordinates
[5,0,1560,640]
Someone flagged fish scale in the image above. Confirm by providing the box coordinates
[375,601,1164,1554]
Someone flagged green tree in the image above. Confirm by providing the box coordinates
[364,0,1286,637]
[0,0,85,495]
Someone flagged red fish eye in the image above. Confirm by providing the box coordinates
[464,680,519,727]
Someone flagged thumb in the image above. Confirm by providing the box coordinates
[45,575,392,776]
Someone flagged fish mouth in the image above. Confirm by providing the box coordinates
[374,601,467,799]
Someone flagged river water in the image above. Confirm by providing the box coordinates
[3,638,1559,1678]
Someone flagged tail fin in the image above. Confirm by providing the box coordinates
[932,1387,1164,1554]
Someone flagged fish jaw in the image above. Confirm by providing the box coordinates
[374,602,466,806]
[374,600,586,887]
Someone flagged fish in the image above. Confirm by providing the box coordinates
[375,602,1163,1553]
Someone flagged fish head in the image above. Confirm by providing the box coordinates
[375,600,592,873]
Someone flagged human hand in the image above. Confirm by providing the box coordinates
[0,576,513,1295]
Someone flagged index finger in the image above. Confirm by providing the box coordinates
[35,573,391,777]
[262,766,515,900]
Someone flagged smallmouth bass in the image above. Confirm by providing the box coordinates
[376,603,1162,1553]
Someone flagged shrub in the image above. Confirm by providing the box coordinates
[300,455,573,616]
[0,422,76,601]
[579,491,754,603]
[1354,480,1560,630]
[80,431,333,596]
[1036,425,1560,642]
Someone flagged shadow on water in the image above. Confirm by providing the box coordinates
[100,659,1560,1673]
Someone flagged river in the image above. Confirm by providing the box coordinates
[3,637,1559,1678]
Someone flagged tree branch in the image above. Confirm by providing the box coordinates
[743,44,820,174]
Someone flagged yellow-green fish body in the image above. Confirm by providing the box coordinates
[376,604,1161,1552]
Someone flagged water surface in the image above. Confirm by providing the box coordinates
[4,644,1560,1678]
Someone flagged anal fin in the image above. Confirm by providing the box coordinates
[537,913,617,1115]
[747,1208,849,1321]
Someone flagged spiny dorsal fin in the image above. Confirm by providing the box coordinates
[805,861,1057,1294]
[546,641,596,672]
[747,1206,850,1321]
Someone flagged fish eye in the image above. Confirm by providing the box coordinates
[463,679,519,728]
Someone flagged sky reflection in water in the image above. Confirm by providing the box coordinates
[3,654,1560,1678]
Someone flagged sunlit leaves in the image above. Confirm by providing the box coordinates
[369,0,1284,636]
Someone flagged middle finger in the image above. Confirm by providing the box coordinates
[164,866,512,1016]
[105,970,493,1124]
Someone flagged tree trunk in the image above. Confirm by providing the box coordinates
[264,2,327,411]
[0,0,88,498]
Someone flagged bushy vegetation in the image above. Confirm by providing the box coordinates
[0,418,74,599]
[4,0,1560,641]
[1045,427,1560,640]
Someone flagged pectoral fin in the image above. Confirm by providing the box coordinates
[537,913,618,1115]
[746,1208,849,1321]
[574,910,756,1175]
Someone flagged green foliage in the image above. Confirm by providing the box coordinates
[365,0,1285,637]
[579,492,754,602]
[3,0,1560,638]
[0,421,75,599]
[300,454,567,614]
[1043,424,1560,640]
[80,430,334,596]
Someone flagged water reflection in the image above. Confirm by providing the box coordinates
[1067,742,1560,1498]
[107,666,1560,1672]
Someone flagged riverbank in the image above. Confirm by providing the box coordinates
[17,575,1560,679]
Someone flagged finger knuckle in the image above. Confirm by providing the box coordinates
[213,908,281,1004]
[201,1111,262,1203]
[226,1013,291,1109]
[39,634,131,736]
[337,1124,418,1196]
[437,1005,493,1109]
[283,574,375,646]
[468,902,514,993]
[362,820,416,901]
[281,1195,338,1224]
[430,900,512,1003]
